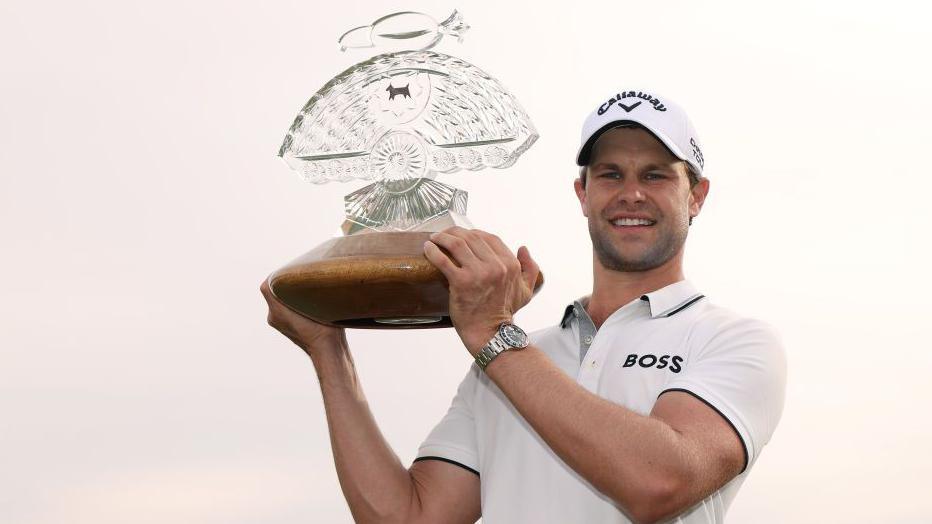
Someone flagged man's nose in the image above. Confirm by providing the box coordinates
[616,179,646,204]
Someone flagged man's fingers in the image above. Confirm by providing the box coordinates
[517,245,541,291]
[260,277,284,307]
[261,278,284,322]
[260,278,277,308]
[261,278,298,322]
[460,230,499,263]
[428,231,480,267]
[479,231,517,263]
[424,240,463,281]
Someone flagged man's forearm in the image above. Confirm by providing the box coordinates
[484,345,701,520]
[309,341,417,523]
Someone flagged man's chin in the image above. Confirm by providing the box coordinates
[595,249,658,272]
[604,261,658,272]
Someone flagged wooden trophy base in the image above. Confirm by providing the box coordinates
[268,231,542,329]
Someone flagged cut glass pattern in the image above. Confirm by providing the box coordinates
[343,178,469,234]
[278,10,537,234]
[278,50,537,182]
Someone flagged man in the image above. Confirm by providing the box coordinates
[261,88,786,523]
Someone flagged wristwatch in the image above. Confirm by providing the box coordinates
[474,322,530,370]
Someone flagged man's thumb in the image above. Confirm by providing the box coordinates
[517,246,541,290]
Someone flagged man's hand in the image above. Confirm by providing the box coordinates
[423,227,540,355]
[260,277,347,359]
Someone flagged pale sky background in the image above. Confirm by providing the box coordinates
[1,0,930,522]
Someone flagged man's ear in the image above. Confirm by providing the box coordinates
[689,177,710,220]
[574,177,589,218]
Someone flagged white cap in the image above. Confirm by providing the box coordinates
[575,88,705,177]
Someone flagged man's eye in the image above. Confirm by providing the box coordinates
[600,172,621,179]
[645,173,666,180]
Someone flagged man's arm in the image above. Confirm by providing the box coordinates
[483,346,743,523]
[422,229,745,523]
[260,280,481,524]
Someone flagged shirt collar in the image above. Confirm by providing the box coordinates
[640,279,705,318]
[559,298,591,329]
[559,279,705,327]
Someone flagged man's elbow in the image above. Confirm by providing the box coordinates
[616,473,690,524]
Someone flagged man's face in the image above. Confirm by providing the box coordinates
[574,127,709,272]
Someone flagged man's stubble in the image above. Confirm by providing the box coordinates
[589,210,689,272]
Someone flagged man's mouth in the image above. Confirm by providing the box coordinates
[609,217,656,227]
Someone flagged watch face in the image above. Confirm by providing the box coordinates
[500,323,529,348]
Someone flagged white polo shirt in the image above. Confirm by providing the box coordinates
[415,279,787,523]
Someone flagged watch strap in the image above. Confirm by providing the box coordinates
[475,334,509,369]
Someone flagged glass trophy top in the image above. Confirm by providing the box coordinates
[338,10,469,52]
[277,10,538,233]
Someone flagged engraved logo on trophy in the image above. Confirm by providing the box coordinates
[267,10,540,328]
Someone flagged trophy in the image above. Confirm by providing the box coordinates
[268,10,541,328]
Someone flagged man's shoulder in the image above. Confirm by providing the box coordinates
[689,298,781,336]
[686,298,785,362]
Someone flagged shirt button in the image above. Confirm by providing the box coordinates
[583,335,593,345]
[590,360,598,367]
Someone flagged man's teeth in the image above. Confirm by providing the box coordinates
[611,218,655,226]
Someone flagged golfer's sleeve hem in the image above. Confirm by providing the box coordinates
[413,456,480,477]
[659,387,751,473]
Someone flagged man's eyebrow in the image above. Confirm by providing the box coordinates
[590,162,621,171]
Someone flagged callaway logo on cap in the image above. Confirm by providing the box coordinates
[575,88,705,177]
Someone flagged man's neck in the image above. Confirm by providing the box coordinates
[585,251,686,328]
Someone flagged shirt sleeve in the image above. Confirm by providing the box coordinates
[414,364,481,476]
[660,316,787,472]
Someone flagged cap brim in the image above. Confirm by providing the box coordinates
[575,120,687,167]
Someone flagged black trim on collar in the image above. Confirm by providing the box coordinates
[640,293,705,318]
[559,304,575,329]
[561,293,704,326]
[658,388,749,473]
[413,456,480,477]
[663,294,705,317]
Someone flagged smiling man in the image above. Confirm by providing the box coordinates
[261,88,787,523]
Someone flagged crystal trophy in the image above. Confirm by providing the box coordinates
[267,10,541,328]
